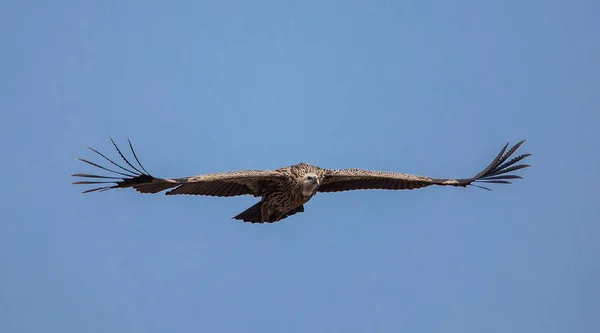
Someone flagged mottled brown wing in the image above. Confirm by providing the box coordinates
[72,138,284,197]
[165,170,284,197]
[318,140,531,193]
[318,169,438,192]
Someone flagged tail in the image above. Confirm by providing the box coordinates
[233,202,305,223]
[437,139,532,190]
[72,137,178,194]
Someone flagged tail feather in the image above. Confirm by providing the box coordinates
[72,137,178,194]
[233,202,305,223]
[233,202,264,222]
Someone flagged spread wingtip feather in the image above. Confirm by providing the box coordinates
[72,137,163,194]
[467,140,531,190]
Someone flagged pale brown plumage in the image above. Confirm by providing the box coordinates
[73,138,531,223]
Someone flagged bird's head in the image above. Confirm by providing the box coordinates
[301,172,320,197]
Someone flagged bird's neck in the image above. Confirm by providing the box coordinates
[302,183,318,197]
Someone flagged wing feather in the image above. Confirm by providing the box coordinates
[165,170,284,196]
[72,138,283,197]
[318,140,531,193]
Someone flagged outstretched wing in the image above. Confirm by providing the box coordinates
[318,140,531,193]
[72,138,284,197]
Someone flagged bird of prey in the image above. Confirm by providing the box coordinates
[72,138,531,223]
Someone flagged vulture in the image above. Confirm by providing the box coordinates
[72,138,531,223]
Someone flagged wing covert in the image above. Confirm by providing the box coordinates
[166,170,283,197]
[318,169,437,192]
[318,140,531,193]
[72,138,283,197]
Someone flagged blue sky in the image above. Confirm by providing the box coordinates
[1,0,598,332]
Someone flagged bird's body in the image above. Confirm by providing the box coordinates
[224,163,325,222]
[73,138,531,223]
[257,164,322,222]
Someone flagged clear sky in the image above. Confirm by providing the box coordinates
[1,0,598,332]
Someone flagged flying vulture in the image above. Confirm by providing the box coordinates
[72,138,531,223]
